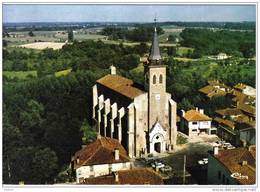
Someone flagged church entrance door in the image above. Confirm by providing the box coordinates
[154,142,161,153]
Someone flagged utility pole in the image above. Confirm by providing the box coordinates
[183,155,186,184]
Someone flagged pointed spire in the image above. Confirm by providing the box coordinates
[148,17,162,64]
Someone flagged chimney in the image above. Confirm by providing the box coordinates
[242,161,247,166]
[110,65,116,75]
[76,156,80,164]
[199,109,204,114]
[97,134,102,140]
[114,148,119,160]
[114,172,119,182]
[213,146,218,155]
[181,110,185,117]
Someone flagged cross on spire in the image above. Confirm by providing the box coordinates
[148,16,162,64]
[154,14,157,32]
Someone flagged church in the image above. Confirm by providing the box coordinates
[92,23,177,158]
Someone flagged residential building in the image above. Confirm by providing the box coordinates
[208,146,256,185]
[216,53,228,60]
[234,83,256,98]
[92,24,177,158]
[72,136,131,183]
[180,108,213,136]
[81,168,164,185]
[198,80,231,99]
[214,107,255,146]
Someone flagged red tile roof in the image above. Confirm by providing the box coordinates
[97,74,144,99]
[73,137,130,169]
[184,110,211,121]
[215,108,243,117]
[213,148,256,185]
[81,168,164,185]
[214,117,235,129]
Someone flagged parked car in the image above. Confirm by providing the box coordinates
[151,161,165,169]
[160,165,172,172]
[198,158,208,165]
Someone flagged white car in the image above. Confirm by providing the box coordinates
[227,145,235,149]
[151,161,165,169]
[198,158,208,165]
[160,165,172,172]
[198,160,205,165]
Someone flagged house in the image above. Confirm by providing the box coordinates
[214,105,255,146]
[207,146,256,185]
[198,80,231,99]
[234,83,256,98]
[228,89,255,107]
[216,53,228,60]
[92,24,177,158]
[81,168,164,185]
[180,108,214,136]
[72,136,131,183]
[213,117,255,147]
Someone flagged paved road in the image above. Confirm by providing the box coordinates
[133,134,220,185]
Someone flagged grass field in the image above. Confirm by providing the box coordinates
[3,70,37,79]
[55,68,72,77]
[177,47,194,56]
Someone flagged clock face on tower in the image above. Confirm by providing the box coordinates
[155,94,160,101]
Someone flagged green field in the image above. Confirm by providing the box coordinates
[3,70,37,79]
[55,68,72,77]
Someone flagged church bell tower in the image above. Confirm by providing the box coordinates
[146,18,167,130]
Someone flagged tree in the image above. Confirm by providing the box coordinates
[168,34,177,42]
[178,98,194,111]
[167,47,176,56]
[68,30,74,42]
[3,40,8,47]
[80,119,97,144]
[28,31,35,37]
[32,148,58,184]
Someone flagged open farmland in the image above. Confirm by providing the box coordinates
[18,42,66,50]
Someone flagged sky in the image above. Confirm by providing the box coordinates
[3,4,256,23]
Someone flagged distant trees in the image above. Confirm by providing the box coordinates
[180,28,255,58]
[168,34,178,43]
[28,31,35,37]
[68,30,74,42]
[101,26,164,42]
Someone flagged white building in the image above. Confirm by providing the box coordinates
[181,108,213,136]
[72,136,131,183]
[217,53,228,60]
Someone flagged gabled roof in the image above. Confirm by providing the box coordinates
[215,108,243,117]
[183,110,211,121]
[81,168,164,185]
[238,104,255,117]
[198,85,227,98]
[214,117,235,129]
[213,148,256,185]
[73,137,130,169]
[96,74,145,100]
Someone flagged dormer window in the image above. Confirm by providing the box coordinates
[153,75,156,84]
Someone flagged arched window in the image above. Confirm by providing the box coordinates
[153,75,156,84]
[159,74,163,84]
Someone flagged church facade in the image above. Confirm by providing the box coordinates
[92,25,177,158]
